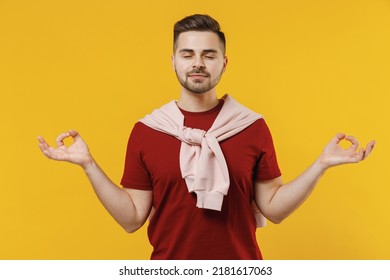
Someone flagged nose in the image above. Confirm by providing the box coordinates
[193,55,205,69]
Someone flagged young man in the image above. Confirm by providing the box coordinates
[38,14,375,259]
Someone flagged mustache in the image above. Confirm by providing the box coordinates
[186,68,210,77]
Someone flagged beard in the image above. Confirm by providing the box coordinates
[175,68,224,94]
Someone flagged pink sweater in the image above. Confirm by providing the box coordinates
[140,94,267,227]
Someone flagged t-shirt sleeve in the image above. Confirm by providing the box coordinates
[254,119,282,181]
[120,122,153,190]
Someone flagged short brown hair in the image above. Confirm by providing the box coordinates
[173,14,226,54]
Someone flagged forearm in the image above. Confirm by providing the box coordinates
[267,159,327,223]
[83,159,141,232]
[38,130,152,232]
[256,133,375,224]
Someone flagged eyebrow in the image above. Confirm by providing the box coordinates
[179,48,219,54]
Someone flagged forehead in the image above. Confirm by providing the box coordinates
[175,31,223,53]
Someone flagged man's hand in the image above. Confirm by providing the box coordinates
[319,133,375,169]
[38,130,153,232]
[255,133,376,224]
[38,130,93,169]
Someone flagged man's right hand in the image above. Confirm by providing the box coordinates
[38,130,93,169]
[38,129,152,233]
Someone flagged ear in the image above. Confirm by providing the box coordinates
[222,56,228,73]
[171,54,176,71]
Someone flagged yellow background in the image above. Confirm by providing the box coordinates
[1,0,389,259]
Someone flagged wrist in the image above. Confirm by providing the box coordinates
[314,156,330,174]
[82,155,96,173]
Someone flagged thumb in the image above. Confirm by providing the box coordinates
[331,133,346,145]
[68,129,82,141]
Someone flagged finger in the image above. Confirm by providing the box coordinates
[344,135,359,151]
[41,145,69,161]
[40,147,54,159]
[347,147,364,163]
[68,129,82,141]
[331,133,346,144]
[38,136,68,161]
[356,147,364,161]
[55,132,71,147]
[37,136,47,147]
[38,143,55,159]
[362,140,376,160]
[37,136,51,152]
[38,142,49,156]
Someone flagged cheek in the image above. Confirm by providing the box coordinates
[209,62,225,75]
[174,62,191,74]
[175,66,186,77]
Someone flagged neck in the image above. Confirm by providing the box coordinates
[177,89,219,112]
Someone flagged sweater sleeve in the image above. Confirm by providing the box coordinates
[120,122,153,190]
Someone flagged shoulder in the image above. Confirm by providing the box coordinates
[128,121,179,147]
[244,118,271,135]
[131,121,162,136]
[127,122,160,146]
[253,118,268,128]
[243,118,276,148]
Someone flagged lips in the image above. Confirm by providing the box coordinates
[187,72,209,78]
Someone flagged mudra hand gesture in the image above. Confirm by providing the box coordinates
[38,130,93,169]
[318,133,375,169]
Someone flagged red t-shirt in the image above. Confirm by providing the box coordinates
[121,100,281,259]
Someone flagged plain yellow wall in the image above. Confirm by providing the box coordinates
[0,0,389,259]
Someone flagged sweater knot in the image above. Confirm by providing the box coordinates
[178,126,206,145]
